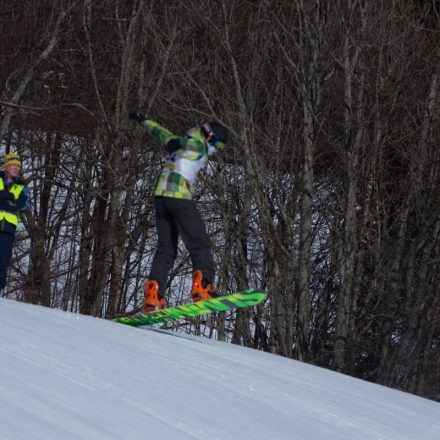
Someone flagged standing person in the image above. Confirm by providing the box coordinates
[129,112,228,312]
[0,152,29,295]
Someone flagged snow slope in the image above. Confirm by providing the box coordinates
[0,298,439,440]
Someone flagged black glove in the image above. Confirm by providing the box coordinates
[0,199,16,212]
[0,189,14,202]
[129,112,146,124]
[165,138,181,153]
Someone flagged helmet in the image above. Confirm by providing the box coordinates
[201,122,228,151]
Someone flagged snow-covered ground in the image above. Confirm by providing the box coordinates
[0,298,439,440]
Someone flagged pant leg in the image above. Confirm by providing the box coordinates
[166,198,215,284]
[149,197,179,297]
[0,232,14,291]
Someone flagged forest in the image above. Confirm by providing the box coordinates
[0,0,439,401]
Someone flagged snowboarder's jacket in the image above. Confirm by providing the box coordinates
[140,120,223,200]
[0,171,29,235]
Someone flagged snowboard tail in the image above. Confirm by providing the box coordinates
[113,289,267,327]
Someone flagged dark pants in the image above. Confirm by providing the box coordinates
[150,196,215,297]
[0,231,14,291]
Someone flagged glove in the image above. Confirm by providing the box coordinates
[129,112,146,124]
[0,199,16,212]
[0,189,14,202]
[165,138,181,153]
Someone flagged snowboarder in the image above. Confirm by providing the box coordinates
[128,112,229,312]
[0,152,29,295]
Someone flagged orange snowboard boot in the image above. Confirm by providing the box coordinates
[142,280,165,313]
[191,269,217,302]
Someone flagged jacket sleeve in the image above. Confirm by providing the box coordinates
[140,120,179,146]
[139,120,205,158]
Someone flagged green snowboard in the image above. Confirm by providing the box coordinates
[113,289,267,327]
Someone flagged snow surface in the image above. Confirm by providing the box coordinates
[0,298,439,440]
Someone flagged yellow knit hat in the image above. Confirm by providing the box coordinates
[4,152,21,167]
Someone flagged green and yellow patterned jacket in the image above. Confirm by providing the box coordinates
[141,120,213,200]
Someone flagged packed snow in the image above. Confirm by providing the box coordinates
[0,298,439,440]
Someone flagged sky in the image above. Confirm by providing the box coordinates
[0,297,439,440]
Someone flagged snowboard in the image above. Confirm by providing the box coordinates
[113,288,267,327]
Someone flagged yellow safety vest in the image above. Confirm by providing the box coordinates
[0,179,24,226]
